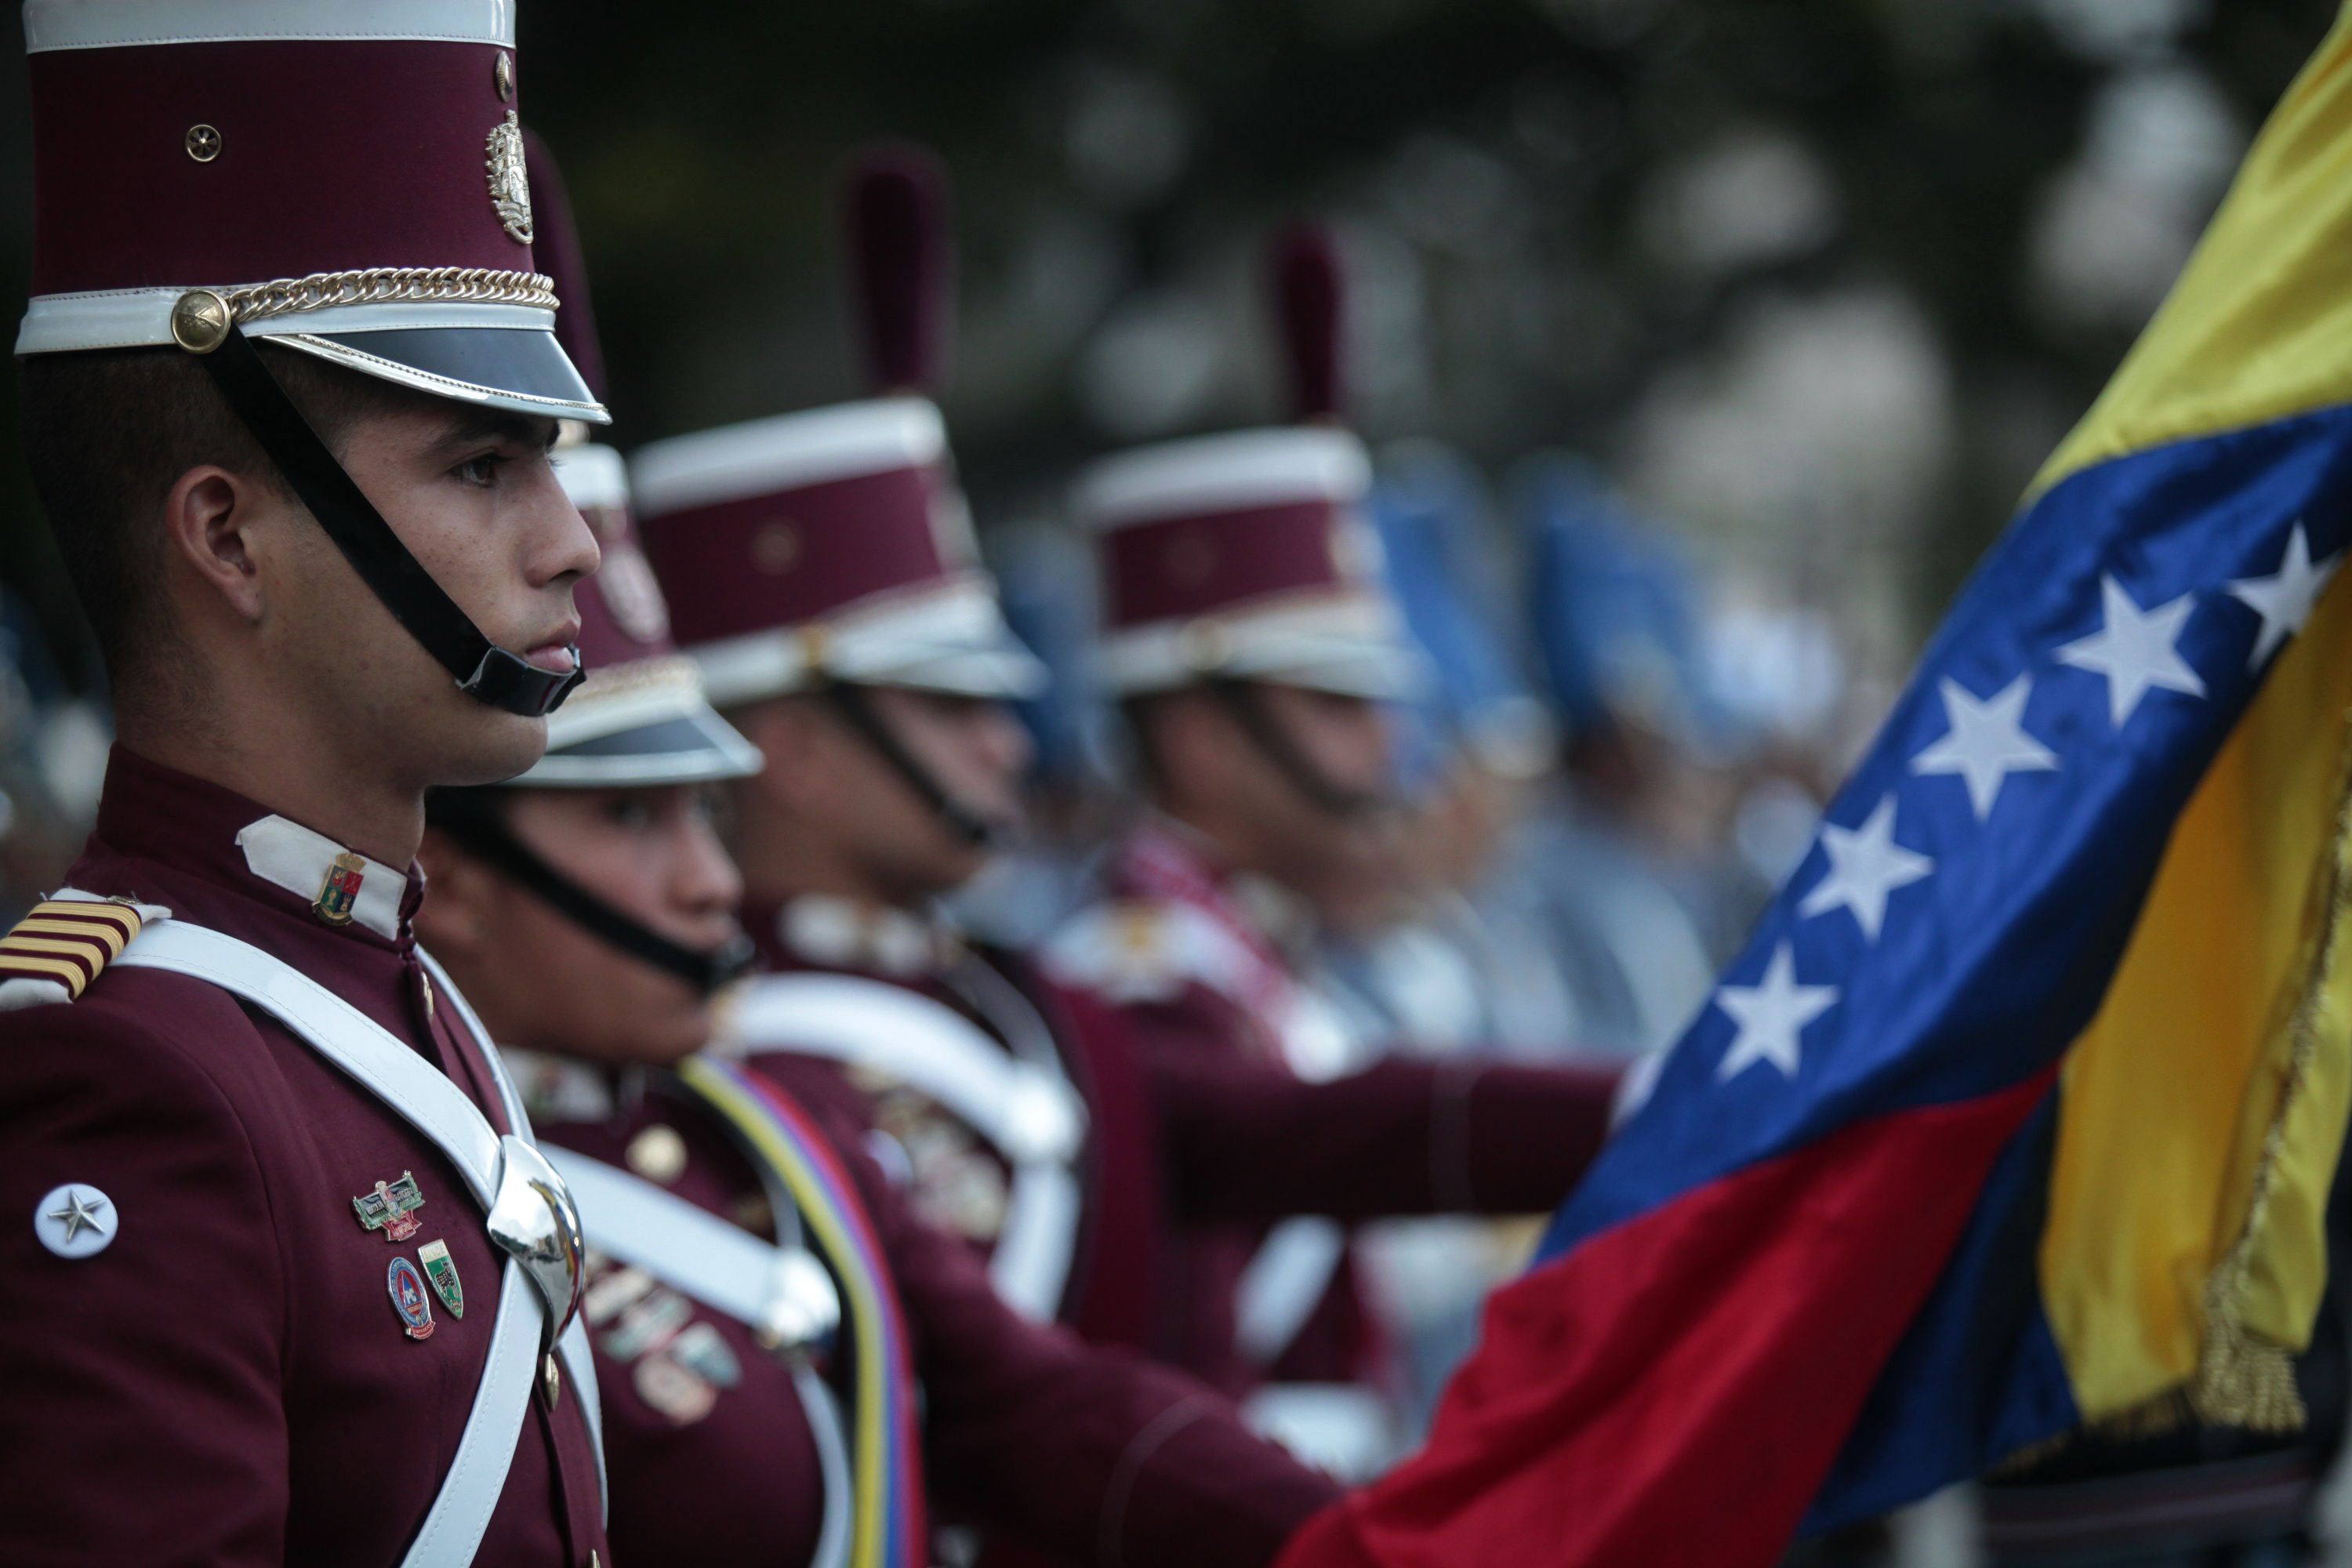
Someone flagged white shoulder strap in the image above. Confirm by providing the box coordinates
[114,919,597,1568]
[1234,1215,1348,1368]
[417,943,607,1508]
[728,972,1084,1321]
[546,1145,851,1566]
[545,1146,840,1348]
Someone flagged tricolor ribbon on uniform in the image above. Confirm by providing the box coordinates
[1276,9,2352,1567]
[676,1054,926,1568]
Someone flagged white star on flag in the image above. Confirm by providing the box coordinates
[2228,521,2343,669]
[1715,943,1838,1083]
[1797,795,1934,942]
[1911,675,2058,819]
[2056,575,2206,726]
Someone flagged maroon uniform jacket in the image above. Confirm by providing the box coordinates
[1041,825,1621,1396]
[0,748,606,1566]
[742,898,1168,1350]
[744,890,1617,1396]
[511,1050,1339,1568]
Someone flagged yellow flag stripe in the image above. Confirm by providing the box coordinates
[2033,5,2352,498]
[2042,552,2352,1422]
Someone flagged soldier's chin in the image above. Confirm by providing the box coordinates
[431,709,553,789]
[633,1000,713,1069]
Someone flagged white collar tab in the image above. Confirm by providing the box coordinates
[234,816,406,942]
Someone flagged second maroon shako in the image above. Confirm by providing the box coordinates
[517,129,757,789]
[430,132,757,997]
[1078,226,1415,717]
[15,0,604,717]
[636,144,1044,844]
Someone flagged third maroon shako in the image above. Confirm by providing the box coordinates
[636,143,1040,707]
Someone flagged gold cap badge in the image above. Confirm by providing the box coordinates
[485,111,534,246]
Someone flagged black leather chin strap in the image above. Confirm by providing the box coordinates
[1209,678,1392,821]
[429,790,754,996]
[820,681,998,849]
[196,325,585,718]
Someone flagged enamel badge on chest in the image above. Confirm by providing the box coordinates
[387,1256,436,1341]
[353,1171,426,1241]
[419,1238,466,1317]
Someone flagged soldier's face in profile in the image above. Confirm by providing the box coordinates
[1151,680,1398,902]
[734,686,1031,903]
[859,685,1033,857]
[416,785,743,1065]
[259,400,601,788]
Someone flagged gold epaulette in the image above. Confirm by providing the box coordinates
[0,899,146,1000]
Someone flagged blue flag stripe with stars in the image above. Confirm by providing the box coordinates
[1542,402,2352,1261]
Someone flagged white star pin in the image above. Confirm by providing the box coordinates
[2228,522,2343,670]
[1715,943,1838,1083]
[2056,575,2205,727]
[1911,675,2058,819]
[34,1182,114,1259]
[1797,795,1933,942]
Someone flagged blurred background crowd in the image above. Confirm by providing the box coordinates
[0,0,2338,1548]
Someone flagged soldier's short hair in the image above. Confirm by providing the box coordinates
[17,345,415,682]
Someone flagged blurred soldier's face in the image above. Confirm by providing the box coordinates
[417,786,744,1066]
[1149,681,1399,907]
[195,400,599,788]
[731,687,1033,906]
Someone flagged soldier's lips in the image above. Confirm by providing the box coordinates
[521,634,580,673]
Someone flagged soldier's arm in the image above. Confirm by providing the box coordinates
[0,993,290,1563]
[758,1056,1340,1568]
[1133,989,1621,1223]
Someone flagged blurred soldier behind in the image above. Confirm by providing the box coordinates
[1045,226,1621,1474]
[630,159,1618,1491]
[1497,459,1752,1067]
[418,423,1342,1568]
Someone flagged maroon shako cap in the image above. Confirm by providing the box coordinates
[500,132,754,786]
[525,125,607,407]
[843,141,955,395]
[1073,222,1413,699]
[507,444,760,786]
[16,0,604,423]
[636,142,1041,709]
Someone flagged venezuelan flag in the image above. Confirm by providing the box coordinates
[1276,12,2352,1566]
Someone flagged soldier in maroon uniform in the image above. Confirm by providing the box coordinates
[412,423,1341,1567]
[1044,228,1564,1461]
[629,145,1618,1483]
[0,3,609,1563]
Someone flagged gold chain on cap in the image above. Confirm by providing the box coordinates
[171,268,560,354]
[226,266,557,323]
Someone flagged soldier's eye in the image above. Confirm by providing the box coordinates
[605,796,653,829]
[453,454,503,488]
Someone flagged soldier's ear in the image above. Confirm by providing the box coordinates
[414,826,499,953]
[160,463,271,625]
[1149,688,1243,807]
[732,696,834,813]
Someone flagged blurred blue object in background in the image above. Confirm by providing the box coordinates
[989,521,1110,789]
[1519,456,1736,759]
[1371,443,1555,795]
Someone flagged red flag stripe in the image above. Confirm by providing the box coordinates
[1279,1069,2055,1568]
